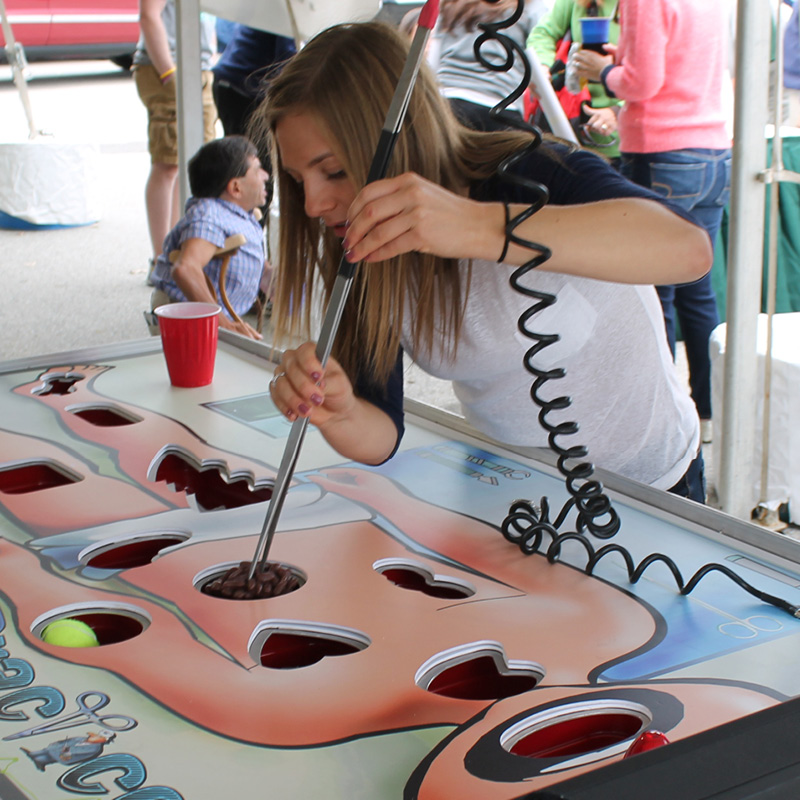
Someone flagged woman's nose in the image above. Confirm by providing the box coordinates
[303,180,334,219]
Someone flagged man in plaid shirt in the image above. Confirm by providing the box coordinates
[149,136,268,340]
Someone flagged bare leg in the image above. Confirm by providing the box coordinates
[170,166,182,228]
[144,161,179,258]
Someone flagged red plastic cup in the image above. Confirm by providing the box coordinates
[154,302,221,387]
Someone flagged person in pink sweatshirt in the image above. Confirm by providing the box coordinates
[575,0,731,445]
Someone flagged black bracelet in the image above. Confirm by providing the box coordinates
[498,202,511,263]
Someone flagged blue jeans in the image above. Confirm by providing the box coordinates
[667,449,706,504]
[621,148,731,420]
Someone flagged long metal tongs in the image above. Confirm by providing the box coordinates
[249,0,441,580]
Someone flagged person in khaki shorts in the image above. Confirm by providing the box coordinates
[133,0,217,281]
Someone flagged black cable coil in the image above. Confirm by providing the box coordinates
[475,0,620,541]
[471,0,799,618]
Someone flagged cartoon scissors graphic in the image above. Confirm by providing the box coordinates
[4,691,137,741]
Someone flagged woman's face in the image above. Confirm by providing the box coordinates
[275,112,358,239]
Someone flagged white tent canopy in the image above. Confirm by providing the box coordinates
[201,0,382,41]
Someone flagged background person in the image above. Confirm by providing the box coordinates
[784,1,800,125]
[431,0,547,131]
[575,0,732,444]
[529,0,622,165]
[212,21,296,199]
[254,22,713,502]
[149,136,267,340]
[212,24,296,145]
[133,0,217,283]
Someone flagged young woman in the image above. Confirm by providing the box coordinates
[253,21,712,501]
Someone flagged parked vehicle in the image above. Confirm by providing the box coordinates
[0,1,139,68]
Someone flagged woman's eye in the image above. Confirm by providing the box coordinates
[327,170,346,180]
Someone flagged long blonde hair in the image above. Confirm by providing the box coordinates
[252,22,532,385]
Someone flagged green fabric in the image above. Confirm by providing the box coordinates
[528,0,621,157]
[711,137,800,322]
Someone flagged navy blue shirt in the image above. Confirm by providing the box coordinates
[472,142,704,224]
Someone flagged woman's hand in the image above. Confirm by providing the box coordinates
[269,343,399,464]
[573,48,614,83]
[342,172,506,265]
[269,342,354,427]
[581,103,618,136]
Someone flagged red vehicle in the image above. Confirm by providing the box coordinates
[0,1,140,67]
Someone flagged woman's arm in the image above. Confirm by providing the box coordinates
[501,197,711,284]
[341,172,712,286]
[170,238,263,339]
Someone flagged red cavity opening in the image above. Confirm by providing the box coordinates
[85,537,185,570]
[0,463,79,495]
[380,567,473,599]
[70,407,138,427]
[510,713,643,758]
[155,452,272,511]
[260,632,362,669]
[36,375,83,396]
[427,655,540,701]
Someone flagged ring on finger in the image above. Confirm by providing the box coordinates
[270,371,286,389]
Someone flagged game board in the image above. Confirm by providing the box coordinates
[0,334,799,800]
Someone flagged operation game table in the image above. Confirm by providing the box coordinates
[1,333,799,800]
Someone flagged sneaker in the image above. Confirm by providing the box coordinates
[700,419,712,444]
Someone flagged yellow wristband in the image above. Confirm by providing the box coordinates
[159,66,176,82]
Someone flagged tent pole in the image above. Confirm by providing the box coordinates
[175,0,204,210]
[718,0,771,520]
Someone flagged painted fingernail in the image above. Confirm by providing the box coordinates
[287,410,297,421]
[344,249,355,261]
[344,219,351,228]
[311,393,323,406]
[311,371,322,381]
[298,403,310,415]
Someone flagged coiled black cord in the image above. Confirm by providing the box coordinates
[474,1,620,541]
[473,0,799,618]
[503,498,800,617]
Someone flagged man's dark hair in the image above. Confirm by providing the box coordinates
[188,135,258,198]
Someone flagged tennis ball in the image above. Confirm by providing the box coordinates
[42,618,99,648]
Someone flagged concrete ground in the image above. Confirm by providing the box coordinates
[1,58,715,510]
[0,60,155,360]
